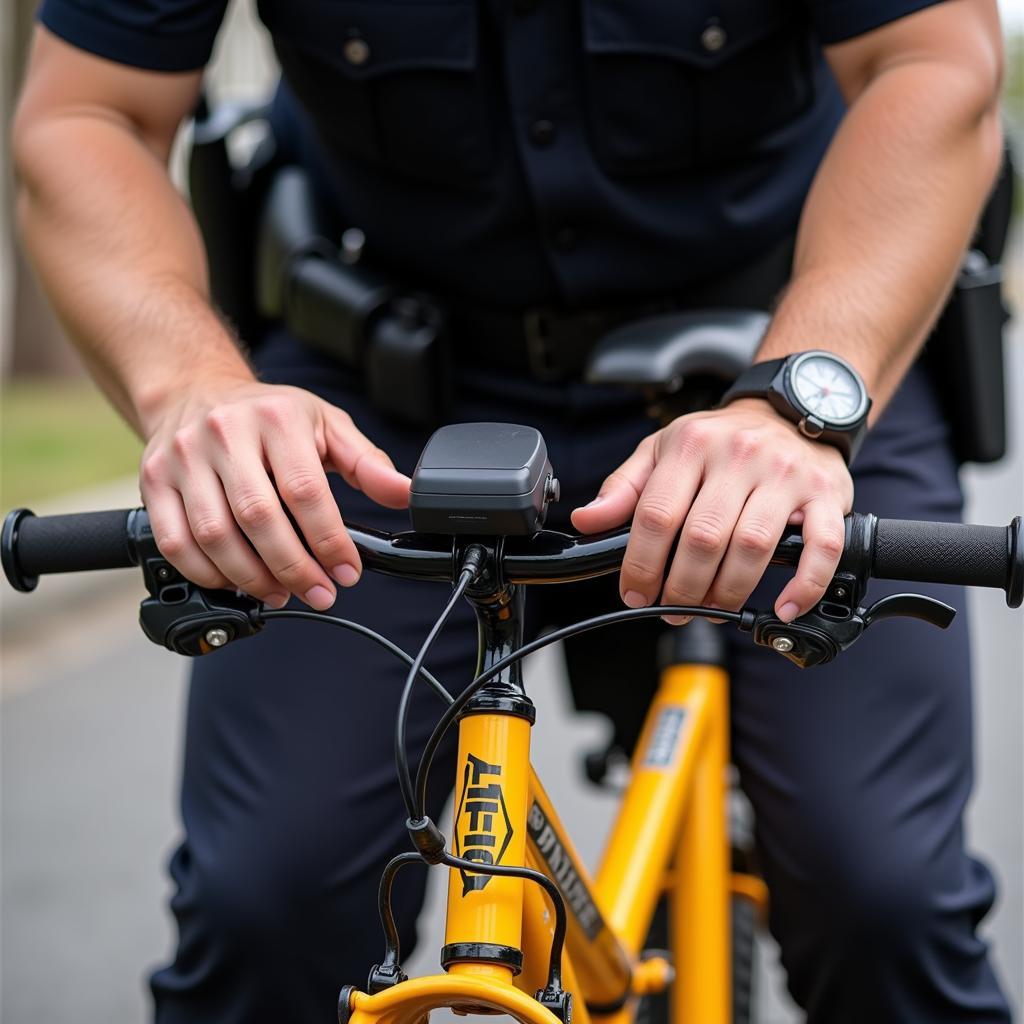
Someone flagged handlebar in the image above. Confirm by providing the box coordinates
[3,506,1022,608]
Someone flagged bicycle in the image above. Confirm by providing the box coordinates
[3,320,1022,1024]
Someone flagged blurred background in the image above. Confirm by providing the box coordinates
[1,2,1022,1021]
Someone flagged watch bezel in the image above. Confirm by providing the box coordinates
[783,351,870,429]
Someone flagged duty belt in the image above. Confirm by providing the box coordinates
[255,165,794,421]
[449,238,794,382]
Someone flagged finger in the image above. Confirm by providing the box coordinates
[660,473,753,619]
[775,499,846,622]
[571,437,657,535]
[184,464,336,610]
[143,482,231,591]
[323,407,411,510]
[261,426,362,585]
[704,488,791,612]
[619,452,702,607]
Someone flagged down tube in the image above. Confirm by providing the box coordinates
[594,663,730,1023]
[519,772,634,1012]
[670,662,730,1024]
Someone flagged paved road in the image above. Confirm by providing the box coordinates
[2,339,1021,1023]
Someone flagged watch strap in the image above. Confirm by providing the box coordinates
[718,358,785,407]
[719,354,869,466]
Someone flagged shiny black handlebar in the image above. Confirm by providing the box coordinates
[3,506,1022,608]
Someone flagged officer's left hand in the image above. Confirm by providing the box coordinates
[571,399,854,623]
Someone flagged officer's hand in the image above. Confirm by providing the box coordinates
[571,399,854,623]
[140,380,411,610]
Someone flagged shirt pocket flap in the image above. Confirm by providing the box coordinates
[267,0,477,79]
[582,0,785,68]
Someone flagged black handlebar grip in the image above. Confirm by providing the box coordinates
[872,518,1011,593]
[2,509,137,592]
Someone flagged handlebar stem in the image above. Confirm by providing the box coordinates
[464,584,535,723]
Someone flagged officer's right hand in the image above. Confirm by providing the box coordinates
[140,379,411,610]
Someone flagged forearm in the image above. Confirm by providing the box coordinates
[14,113,253,437]
[759,54,1003,417]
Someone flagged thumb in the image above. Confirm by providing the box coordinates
[571,444,656,534]
[323,407,411,509]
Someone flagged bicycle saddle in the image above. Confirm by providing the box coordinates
[584,309,770,389]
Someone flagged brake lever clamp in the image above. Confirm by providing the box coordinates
[135,530,264,656]
[139,585,264,656]
[749,572,956,669]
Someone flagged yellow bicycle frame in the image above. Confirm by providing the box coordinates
[343,649,767,1024]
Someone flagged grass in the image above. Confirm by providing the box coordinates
[1,378,142,507]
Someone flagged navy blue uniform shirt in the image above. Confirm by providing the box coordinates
[39,0,944,308]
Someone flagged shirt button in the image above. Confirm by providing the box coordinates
[529,119,556,147]
[343,35,371,66]
[700,23,727,52]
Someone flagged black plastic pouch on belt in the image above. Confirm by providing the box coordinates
[188,96,280,345]
[927,250,1009,465]
[187,100,451,427]
[923,146,1014,465]
[254,167,452,427]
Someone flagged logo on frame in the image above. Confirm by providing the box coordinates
[643,706,688,768]
[454,753,514,895]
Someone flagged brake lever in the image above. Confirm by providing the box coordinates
[747,580,956,669]
[861,593,956,629]
[133,523,264,655]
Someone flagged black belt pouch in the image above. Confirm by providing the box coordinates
[188,98,451,427]
[927,251,1009,465]
[925,148,1014,465]
[188,97,280,345]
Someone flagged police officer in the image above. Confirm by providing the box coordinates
[12,0,1011,1021]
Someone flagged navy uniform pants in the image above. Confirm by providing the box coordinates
[150,331,1012,1023]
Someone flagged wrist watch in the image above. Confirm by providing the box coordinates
[719,350,872,464]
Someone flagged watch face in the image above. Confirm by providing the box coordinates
[787,352,868,426]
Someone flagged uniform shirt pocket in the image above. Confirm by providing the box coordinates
[582,0,816,176]
[262,0,493,187]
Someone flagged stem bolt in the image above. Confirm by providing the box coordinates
[772,635,795,653]
[205,627,230,648]
[832,585,847,598]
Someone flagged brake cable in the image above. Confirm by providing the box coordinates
[369,849,569,999]
[269,595,750,1006]
[395,545,487,821]
[411,603,750,820]
[261,609,455,705]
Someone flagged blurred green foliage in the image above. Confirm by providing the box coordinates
[1,380,141,505]
[1008,32,1023,215]
[1007,33,1023,118]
